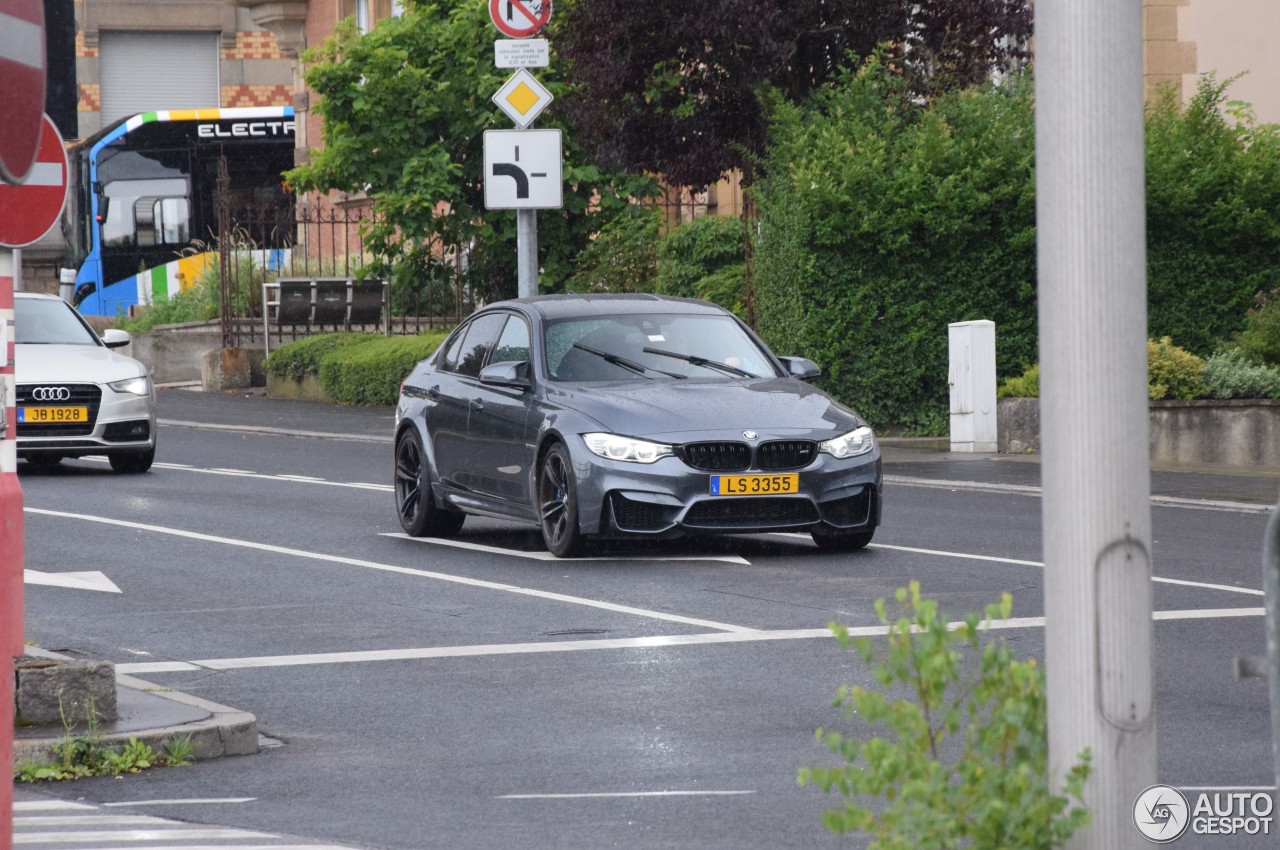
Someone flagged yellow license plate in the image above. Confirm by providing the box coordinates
[710,473,799,496]
[19,406,88,424]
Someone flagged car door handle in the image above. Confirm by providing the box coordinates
[469,399,485,412]
[426,386,440,399]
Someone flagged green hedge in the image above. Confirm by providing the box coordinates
[265,331,449,405]
[753,62,1036,433]
[751,63,1280,431]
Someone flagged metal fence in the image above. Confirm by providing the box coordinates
[217,192,473,350]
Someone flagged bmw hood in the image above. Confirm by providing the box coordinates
[15,344,149,385]
[552,378,864,440]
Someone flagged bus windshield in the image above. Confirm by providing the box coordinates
[67,107,296,317]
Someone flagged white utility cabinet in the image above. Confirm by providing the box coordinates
[948,320,997,452]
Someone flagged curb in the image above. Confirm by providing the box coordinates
[12,648,258,770]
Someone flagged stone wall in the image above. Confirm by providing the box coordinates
[997,397,1280,467]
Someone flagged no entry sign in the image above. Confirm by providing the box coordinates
[489,0,551,39]
[0,0,47,184]
[0,114,68,248]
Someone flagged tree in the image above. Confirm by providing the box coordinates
[287,0,656,302]
[557,0,1032,192]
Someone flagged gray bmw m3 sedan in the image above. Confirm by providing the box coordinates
[394,294,881,557]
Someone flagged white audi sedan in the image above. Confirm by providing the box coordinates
[14,291,156,473]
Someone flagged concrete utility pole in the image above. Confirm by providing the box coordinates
[1036,0,1157,847]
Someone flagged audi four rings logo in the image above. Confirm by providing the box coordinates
[32,387,72,401]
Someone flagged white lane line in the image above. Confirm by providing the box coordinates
[383,532,751,565]
[159,418,393,444]
[101,798,257,807]
[886,474,1273,514]
[498,790,757,800]
[871,542,1264,597]
[14,827,278,843]
[15,815,174,827]
[24,507,756,634]
[13,802,95,812]
[771,533,1266,598]
[82,456,393,492]
[115,609,1262,675]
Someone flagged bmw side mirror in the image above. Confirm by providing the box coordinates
[480,360,532,390]
[101,328,131,348]
[778,356,821,381]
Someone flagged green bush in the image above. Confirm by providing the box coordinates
[1148,337,1206,400]
[998,364,1040,398]
[265,333,371,383]
[266,331,449,405]
[656,214,746,316]
[799,582,1091,848]
[1231,289,1280,367]
[1203,348,1280,399]
[316,333,449,405]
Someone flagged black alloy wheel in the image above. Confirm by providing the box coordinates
[538,442,588,557]
[395,428,464,537]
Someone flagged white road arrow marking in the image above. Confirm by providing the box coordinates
[24,569,121,593]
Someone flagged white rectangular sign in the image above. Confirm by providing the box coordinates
[483,129,563,210]
[495,38,549,68]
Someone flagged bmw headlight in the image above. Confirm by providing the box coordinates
[583,433,673,464]
[108,376,151,396]
[819,425,875,459]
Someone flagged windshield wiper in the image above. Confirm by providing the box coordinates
[641,346,757,378]
[571,342,658,379]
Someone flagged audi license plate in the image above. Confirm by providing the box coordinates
[709,473,799,496]
[18,406,88,424]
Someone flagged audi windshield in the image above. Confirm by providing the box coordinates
[15,296,102,346]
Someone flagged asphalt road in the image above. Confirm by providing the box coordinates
[12,388,1280,849]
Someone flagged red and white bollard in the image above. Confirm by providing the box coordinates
[1,250,24,850]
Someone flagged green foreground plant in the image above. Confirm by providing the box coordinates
[799,583,1091,849]
[13,701,194,782]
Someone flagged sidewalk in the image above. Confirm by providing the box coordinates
[13,647,257,770]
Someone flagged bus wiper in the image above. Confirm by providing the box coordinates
[571,342,657,379]
[641,347,756,378]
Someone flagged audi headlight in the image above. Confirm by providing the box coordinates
[819,425,875,459]
[583,433,673,464]
[108,376,150,397]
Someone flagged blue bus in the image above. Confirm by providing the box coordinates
[65,106,295,317]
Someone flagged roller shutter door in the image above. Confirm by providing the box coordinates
[99,31,220,124]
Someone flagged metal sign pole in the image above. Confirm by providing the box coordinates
[517,208,537,298]
[0,247,25,850]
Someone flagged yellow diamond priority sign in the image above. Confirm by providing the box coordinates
[493,68,552,128]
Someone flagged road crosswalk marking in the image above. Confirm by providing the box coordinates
[12,799,358,849]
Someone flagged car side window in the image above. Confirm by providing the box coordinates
[453,313,507,378]
[491,316,531,366]
[439,325,469,372]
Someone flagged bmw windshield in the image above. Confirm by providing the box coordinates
[15,298,101,346]
[544,313,780,382]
